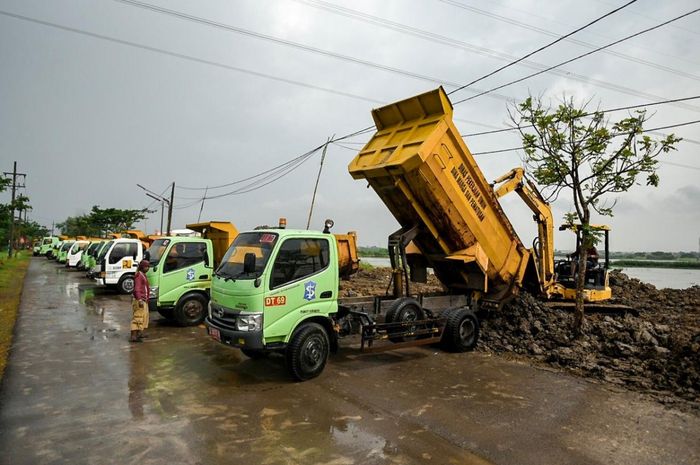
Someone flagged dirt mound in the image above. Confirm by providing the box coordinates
[343,267,700,409]
[478,271,700,408]
[340,267,444,297]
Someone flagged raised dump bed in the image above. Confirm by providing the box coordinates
[348,87,532,302]
[186,221,239,265]
[334,231,360,279]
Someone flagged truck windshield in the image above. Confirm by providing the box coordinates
[61,241,74,251]
[98,241,114,261]
[69,243,80,254]
[147,239,170,266]
[43,238,52,245]
[216,232,277,279]
[86,243,99,255]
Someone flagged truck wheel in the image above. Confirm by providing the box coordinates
[286,322,329,381]
[385,297,425,342]
[174,293,207,326]
[117,275,135,294]
[241,348,268,359]
[441,308,479,352]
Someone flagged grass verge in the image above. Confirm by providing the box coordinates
[0,251,31,381]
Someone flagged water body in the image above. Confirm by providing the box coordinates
[360,258,700,290]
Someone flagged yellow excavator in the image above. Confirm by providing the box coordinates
[348,86,612,310]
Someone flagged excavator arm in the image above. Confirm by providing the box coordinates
[493,168,555,291]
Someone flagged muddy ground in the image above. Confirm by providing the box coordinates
[341,268,700,410]
[2,259,699,465]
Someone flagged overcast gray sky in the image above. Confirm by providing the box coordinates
[1,0,699,252]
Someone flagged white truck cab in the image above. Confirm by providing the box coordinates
[95,238,144,294]
[66,240,90,268]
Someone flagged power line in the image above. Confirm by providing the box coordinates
[438,0,700,82]
[177,144,326,191]
[470,119,700,156]
[0,9,390,107]
[660,161,700,171]
[447,0,638,95]
[453,7,700,105]
[462,94,700,138]
[291,0,700,112]
[112,0,515,103]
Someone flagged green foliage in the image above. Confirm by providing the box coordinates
[57,205,146,237]
[513,96,681,223]
[0,179,42,248]
[357,246,389,257]
[511,95,682,333]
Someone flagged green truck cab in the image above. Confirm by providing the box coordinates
[86,241,110,279]
[78,241,101,270]
[56,241,75,264]
[38,236,59,257]
[206,226,341,380]
[146,221,237,327]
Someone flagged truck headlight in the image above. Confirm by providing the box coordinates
[149,286,159,299]
[236,314,263,332]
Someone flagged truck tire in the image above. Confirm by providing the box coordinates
[286,322,329,381]
[174,293,207,327]
[385,297,425,343]
[117,274,135,294]
[441,308,479,352]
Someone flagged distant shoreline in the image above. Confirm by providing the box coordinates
[610,261,700,270]
[360,256,700,270]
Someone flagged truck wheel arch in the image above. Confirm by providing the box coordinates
[117,273,136,294]
[289,316,338,353]
[174,291,209,327]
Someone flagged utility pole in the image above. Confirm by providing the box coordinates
[167,182,175,235]
[138,183,173,235]
[3,161,27,258]
[306,136,333,229]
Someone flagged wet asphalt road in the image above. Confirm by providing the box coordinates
[0,259,699,465]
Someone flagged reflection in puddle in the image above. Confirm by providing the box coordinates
[79,285,122,332]
[64,282,80,297]
[331,421,395,461]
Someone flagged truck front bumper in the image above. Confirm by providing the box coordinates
[205,317,265,350]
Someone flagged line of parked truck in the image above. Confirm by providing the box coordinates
[32,87,615,381]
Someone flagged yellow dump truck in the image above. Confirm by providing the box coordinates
[334,231,360,279]
[349,87,611,309]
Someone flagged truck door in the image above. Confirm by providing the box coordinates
[106,241,140,278]
[159,241,210,305]
[264,237,337,339]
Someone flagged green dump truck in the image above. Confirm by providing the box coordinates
[38,236,59,257]
[146,221,238,326]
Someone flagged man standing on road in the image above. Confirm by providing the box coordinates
[130,260,150,343]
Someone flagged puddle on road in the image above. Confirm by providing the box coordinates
[12,260,496,465]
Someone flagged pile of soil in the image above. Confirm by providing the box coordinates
[480,271,699,409]
[339,267,444,297]
[343,267,700,409]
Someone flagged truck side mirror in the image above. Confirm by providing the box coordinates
[243,252,256,274]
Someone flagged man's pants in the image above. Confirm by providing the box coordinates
[131,299,149,331]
